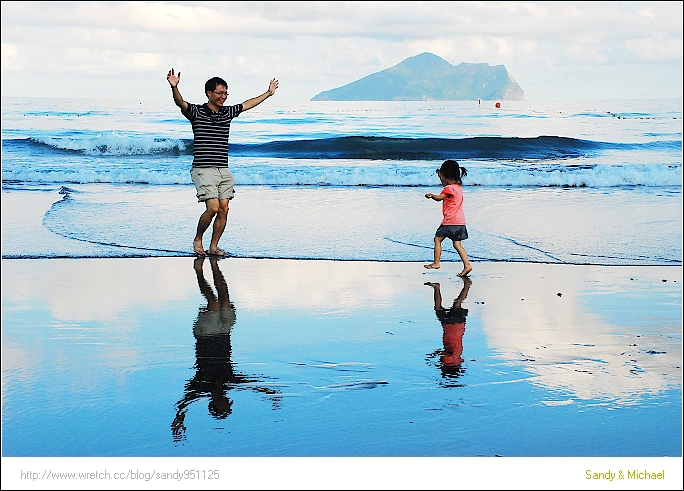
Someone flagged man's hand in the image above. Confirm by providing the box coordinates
[242,78,280,111]
[168,68,188,112]
[167,68,181,88]
[268,78,279,96]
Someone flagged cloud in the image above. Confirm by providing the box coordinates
[1,42,19,71]
[1,1,681,100]
[626,36,683,62]
[4,1,682,39]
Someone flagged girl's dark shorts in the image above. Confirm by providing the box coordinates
[435,225,468,241]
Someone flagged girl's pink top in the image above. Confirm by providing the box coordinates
[441,184,466,225]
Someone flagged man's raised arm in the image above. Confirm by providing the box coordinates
[242,78,279,111]
[167,68,189,114]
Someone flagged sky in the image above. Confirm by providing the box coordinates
[1,1,682,102]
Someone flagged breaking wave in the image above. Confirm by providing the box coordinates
[6,135,680,160]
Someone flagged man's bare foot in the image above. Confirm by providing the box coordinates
[193,238,205,256]
[206,247,227,258]
[457,266,473,277]
[424,282,440,287]
[424,263,440,269]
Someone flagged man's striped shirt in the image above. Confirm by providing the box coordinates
[184,103,243,168]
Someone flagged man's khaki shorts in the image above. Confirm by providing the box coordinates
[190,167,235,202]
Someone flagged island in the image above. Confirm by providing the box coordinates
[311,52,524,101]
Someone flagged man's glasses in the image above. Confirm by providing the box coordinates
[212,91,228,97]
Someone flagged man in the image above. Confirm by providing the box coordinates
[167,68,278,256]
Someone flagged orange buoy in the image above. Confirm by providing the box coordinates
[495,102,501,108]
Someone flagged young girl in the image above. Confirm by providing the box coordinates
[424,159,472,277]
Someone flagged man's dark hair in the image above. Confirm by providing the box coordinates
[205,77,228,94]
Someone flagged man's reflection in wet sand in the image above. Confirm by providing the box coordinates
[172,257,280,442]
[425,277,471,385]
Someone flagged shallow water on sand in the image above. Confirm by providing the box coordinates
[2,184,681,265]
[2,257,680,457]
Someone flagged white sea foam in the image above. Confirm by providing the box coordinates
[1,167,191,185]
[3,161,681,188]
[35,133,187,156]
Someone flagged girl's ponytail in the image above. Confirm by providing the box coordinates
[440,159,467,185]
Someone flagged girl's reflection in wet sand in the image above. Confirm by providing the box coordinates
[425,277,471,386]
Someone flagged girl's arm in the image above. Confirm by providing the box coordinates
[425,192,451,201]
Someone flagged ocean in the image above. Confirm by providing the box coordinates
[2,97,682,264]
[1,97,682,461]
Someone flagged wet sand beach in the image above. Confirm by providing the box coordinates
[2,257,681,459]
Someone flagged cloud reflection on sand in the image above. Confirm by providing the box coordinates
[222,258,414,312]
[1,257,198,322]
[475,263,682,404]
[2,257,682,456]
[4,258,680,408]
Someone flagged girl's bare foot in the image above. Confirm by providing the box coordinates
[193,238,205,256]
[424,263,440,269]
[457,266,473,277]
